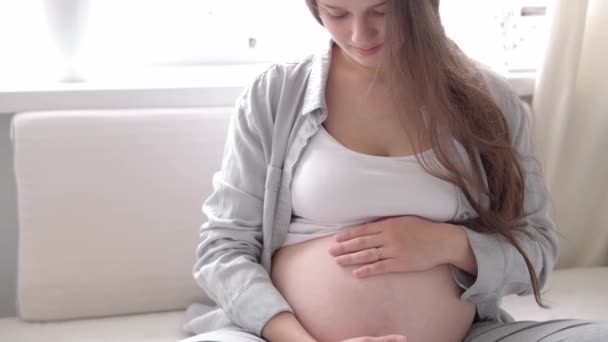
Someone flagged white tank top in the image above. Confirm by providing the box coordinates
[284,125,460,247]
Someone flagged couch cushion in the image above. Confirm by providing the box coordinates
[502,267,608,321]
[11,108,230,321]
[0,310,190,342]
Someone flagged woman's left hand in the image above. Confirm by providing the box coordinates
[328,216,455,278]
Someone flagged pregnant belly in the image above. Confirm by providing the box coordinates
[270,234,476,342]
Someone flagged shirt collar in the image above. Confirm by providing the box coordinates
[300,39,334,116]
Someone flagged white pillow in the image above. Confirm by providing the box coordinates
[12,108,229,321]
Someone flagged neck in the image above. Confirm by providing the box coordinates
[334,44,386,84]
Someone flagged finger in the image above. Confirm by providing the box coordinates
[353,259,396,278]
[329,235,381,256]
[335,222,382,242]
[335,248,380,266]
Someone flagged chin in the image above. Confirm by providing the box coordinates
[349,55,381,68]
[347,51,383,68]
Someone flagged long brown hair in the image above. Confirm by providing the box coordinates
[305,0,548,308]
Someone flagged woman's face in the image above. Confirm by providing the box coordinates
[316,0,387,69]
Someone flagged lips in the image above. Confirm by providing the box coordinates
[354,44,383,55]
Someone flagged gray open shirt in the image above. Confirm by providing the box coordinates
[183,40,559,337]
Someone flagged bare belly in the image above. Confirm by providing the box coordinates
[270,234,476,342]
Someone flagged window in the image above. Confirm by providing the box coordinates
[0,0,552,83]
[441,0,552,72]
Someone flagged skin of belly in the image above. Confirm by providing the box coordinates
[270,234,477,342]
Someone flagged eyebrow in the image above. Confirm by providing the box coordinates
[319,0,388,10]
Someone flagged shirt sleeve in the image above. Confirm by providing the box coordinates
[449,71,560,304]
[192,70,294,336]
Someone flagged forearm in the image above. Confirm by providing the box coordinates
[441,223,478,275]
[262,312,317,342]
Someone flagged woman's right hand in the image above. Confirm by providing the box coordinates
[261,312,317,342]
[341,336,407,342]
[262,312,407,342]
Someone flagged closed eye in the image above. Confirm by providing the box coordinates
[326,10,385,20]
[328,12,348,19]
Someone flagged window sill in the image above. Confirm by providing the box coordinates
[0,66,536,114]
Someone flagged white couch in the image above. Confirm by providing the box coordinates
[1,108,607,341]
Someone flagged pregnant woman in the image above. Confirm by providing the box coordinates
[182,1,608,341]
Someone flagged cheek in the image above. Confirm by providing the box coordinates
[321,20,348,41]
[376,26,385,39]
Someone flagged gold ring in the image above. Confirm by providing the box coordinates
[375,247,382,261]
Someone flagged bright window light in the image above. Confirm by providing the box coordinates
[0,0,552,84]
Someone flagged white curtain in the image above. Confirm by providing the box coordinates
[532,0,608,269]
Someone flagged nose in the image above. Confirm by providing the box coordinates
[351,17,377,47]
